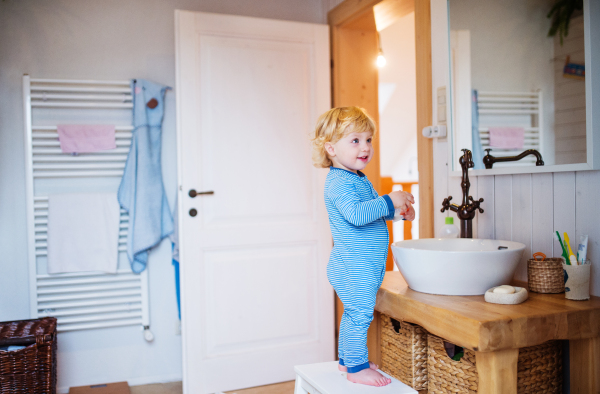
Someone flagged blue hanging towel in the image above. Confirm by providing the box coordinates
[118,79,174,273]
[170,195,181,320]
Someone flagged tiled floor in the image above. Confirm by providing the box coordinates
[130,380,295,394]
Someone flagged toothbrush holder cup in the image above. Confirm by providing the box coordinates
[562,261,591,300]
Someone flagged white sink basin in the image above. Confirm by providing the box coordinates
[391,238,525,295]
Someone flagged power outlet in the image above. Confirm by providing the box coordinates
[175,320,181,336]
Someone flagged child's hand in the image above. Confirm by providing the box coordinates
[388,190,415,212]
[402,204,416,221]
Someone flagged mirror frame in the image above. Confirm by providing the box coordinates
[446,0,600,176]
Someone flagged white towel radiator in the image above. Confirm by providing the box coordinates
[22,75,151,337]
[477,90,543,167]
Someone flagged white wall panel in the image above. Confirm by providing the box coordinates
[553,172,576,259]
[511,174,532,281]
[447,169,464,235]
[531,173,554,257]
[494,175,512,242]
[476,176,495,239]
[575,171,600,295]
[469,175,479,238]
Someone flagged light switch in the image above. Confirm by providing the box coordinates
[438,106,446,122]
[437,86,447,125]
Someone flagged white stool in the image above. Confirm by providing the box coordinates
[294,361,417,394]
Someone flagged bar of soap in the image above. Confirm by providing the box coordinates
[485,287,528,304]
[493,285,515,294]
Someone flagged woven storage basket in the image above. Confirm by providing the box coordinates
[0,317,57,394]
[427,334,562,394]
[380,314,428,391]
[527,257,565,293]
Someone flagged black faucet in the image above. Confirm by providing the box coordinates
[482,148,544,169]
[441,149,484,238]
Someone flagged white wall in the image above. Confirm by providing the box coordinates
[0,0,324,391]
[432,0,600,297]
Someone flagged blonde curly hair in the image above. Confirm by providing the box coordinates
[310,106,376,168]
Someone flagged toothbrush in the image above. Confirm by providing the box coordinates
[564,232,577,265]
[556,231,570,264]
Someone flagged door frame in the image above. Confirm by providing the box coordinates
[328,0,433,365]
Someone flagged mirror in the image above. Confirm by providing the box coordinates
[447,0,596,174]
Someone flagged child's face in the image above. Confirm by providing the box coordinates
[325,129,373,173]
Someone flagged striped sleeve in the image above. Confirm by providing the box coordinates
[381,195,396,221]
[326,177,394,226]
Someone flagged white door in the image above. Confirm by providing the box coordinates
[175,11,333,394]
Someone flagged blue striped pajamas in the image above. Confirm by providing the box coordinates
[324,167,394,373]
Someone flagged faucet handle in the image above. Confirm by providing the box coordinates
[467,196,484,213]
[441,196,452,212]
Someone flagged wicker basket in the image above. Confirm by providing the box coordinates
[427,334,563,394]
[380,314,428,391]
[527,257,565,293]
[0,317,57,394]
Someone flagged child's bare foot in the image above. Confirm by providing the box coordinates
[347,368,391,386]
[338,361,379,372]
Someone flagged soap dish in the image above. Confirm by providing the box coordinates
[484,286,528,305]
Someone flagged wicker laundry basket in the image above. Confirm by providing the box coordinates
[528,257,565,293]
[380,314,428,391]
[0,317,57,394]
[427,334,562,394]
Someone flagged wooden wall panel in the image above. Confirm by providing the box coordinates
[328,0,380,26]
[373,0,414,31]
[430,0,450,238]
[415,0,434,238]
[332,24,381,192]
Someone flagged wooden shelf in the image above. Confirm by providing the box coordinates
[376,271,600,393]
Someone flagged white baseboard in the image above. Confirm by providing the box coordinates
[58,373,183,393]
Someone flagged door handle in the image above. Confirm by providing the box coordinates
[189,189,214,198]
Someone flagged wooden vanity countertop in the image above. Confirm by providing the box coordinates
[376,271,600,352]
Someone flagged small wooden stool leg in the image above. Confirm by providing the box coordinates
[294,374,310,394]
[475,348,518,394]
[569,337,600,394]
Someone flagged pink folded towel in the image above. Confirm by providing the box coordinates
[57,124,116,153]
[489,127,525,149]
